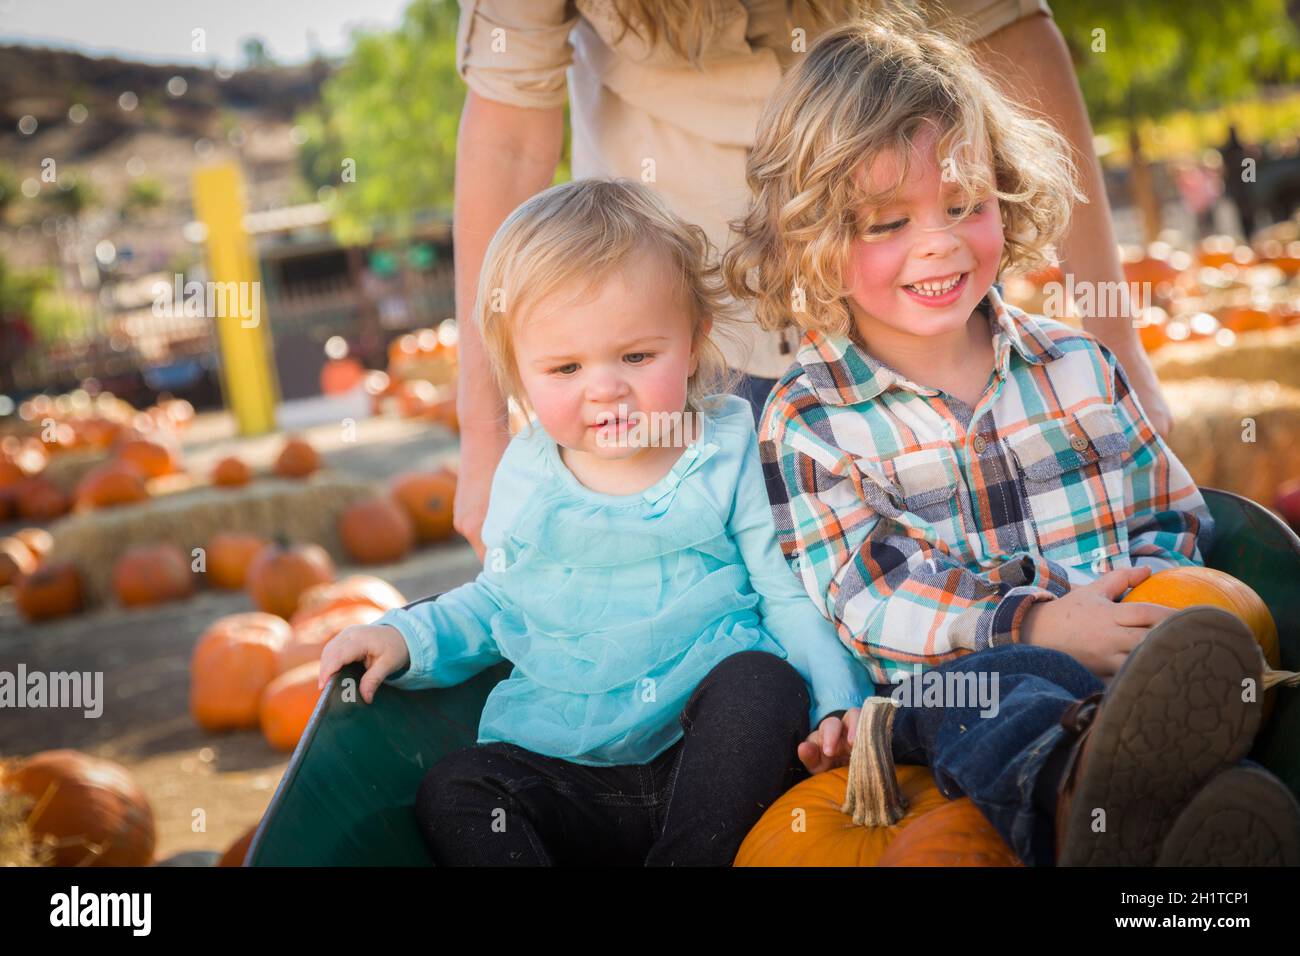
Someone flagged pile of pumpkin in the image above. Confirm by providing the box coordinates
[1005,228,1300,353]
[363,320,459,431]
[190,574,410,757]
[735,565,1295,866]
[0,749,254,867]
[0,391,195,524]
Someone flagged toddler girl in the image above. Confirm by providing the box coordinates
[319,178,873,866]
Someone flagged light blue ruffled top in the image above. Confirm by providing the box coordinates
[374,393,873,767]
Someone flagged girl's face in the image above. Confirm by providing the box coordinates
[512,248,707,459]
[844,124,1004,343]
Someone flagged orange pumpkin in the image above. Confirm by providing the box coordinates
[112,544,196,607]
[14,561,83,621]
[1124,566,1280,720]
[1,750,155,866]
[190,612,293,731]
[246,538,335,619]
[279,603,382,674]
[114,436,179,479]
[205,532,269,590]
[259,662,323,751]
[390,468,457,542]
[74,461,149,511]
[320,357,365,395]
[273,436,320,479]
[735,699,1019,867]
[13,476,70,520]
[338,497,415,564]
[211,455,253,488]
[0,536,37,587]
[219,825,257,867]
[289,575,407,628]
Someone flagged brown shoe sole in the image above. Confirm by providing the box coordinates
[1156,764,1300,866]
[1057,606,1263,866]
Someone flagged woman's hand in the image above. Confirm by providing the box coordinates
[797,707,861,774]
[317,623,411,704]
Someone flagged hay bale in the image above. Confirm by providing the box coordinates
[1162,377,1300,505]
[38,448,111,493]
[45,472,376,607]
[1154,325,1300,391]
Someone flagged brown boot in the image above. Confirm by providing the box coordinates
[1156,763,1300,866]
[1053,606,1264,866]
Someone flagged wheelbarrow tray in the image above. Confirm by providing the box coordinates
[246,488,1300,865]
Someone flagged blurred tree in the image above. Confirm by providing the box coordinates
[1054,0,1300,240]
[242,37,276,70]
[0,165,17,224]
[123,176,167,218]
[42,176,97,218]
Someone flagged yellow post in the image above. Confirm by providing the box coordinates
[192,162,280,435]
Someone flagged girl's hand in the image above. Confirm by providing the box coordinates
[317,623,411,704]
[798,707,861,774]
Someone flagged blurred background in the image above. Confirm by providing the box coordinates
[1,0,1299,866]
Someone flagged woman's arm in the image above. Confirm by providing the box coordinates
[973,12,1174,438]
[453,90,564,558]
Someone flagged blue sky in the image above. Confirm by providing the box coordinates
[0,0,411,68]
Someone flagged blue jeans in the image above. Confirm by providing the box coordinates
[886,644,1104,867]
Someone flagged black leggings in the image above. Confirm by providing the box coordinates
[414,650,811,865]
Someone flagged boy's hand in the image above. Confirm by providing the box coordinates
[1020,566,1177,678]
[798,707,861,774]
[317,623,411,704]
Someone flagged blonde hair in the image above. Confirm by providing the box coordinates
[722,7,1085,338]
[476,178,741,420]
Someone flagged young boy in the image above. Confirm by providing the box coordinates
[724,15,1300,866]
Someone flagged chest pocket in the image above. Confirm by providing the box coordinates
[1006,405,1132,572]
[875,446,967,532]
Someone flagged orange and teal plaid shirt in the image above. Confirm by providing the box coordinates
[758,286,1211,685]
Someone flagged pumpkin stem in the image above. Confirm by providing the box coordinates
[1263,667,1300,691]
[841,696,907,827]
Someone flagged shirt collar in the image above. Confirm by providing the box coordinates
[793,285,1067,407]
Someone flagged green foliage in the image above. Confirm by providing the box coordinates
[0,254,56,322]
[1054,0,1300,123]
[123,176,166,216]
[0,165,18,222]
[296,0,464,244]
[42,176,97,217]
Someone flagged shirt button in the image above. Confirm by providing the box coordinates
[1070,435,1090,452]
[972,434,987,455]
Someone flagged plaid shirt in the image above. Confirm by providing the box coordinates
[758,286,1212,685]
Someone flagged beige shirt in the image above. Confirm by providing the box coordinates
[456,0,1052,378]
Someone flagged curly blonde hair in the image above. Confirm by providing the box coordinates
[722,7,1085,338]
[476,178,743,420]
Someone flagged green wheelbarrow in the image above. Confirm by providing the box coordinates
[244,488,1300,866]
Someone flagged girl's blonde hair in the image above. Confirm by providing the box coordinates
[722,6,1085,338]
[476,178,741,420]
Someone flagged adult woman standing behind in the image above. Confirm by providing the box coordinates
[451,0,1173,558]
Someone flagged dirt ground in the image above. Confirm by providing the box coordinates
[0,407,480,862]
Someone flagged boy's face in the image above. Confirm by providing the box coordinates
[512,248,706,458]
[844,124,1003,344]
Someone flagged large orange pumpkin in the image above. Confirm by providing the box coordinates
[338,497,415,564]
[13,476,69,520]
[211,455,253,488]
[14,561,83,621]
[1,750,155,866]
[219,825,258,867]
[74,462,149,511]
[246,538,335,619]
[259,662,323,751]
[112,543,196,607]
[278,603,383,674]
[735,699,1019,867]
[390,468,457,542]
[289,575,407,628]
[190,612,293,731]
[273,436,320,479]
[114,436,180,479]
[1124,566,1281,721]
[205,532,269,590]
